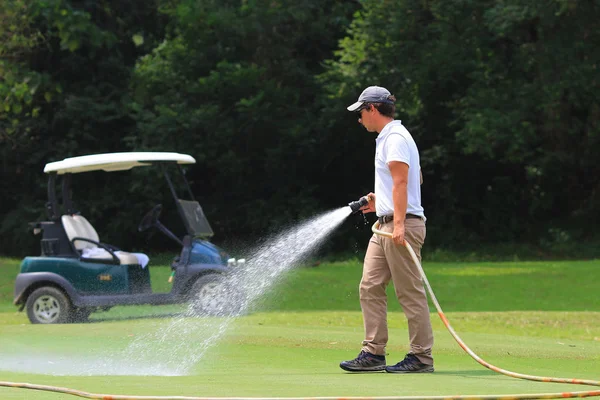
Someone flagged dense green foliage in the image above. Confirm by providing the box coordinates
[320,0,600,247]
[0,0,170,253]
[1,0,599,257]
[127,0,359,240]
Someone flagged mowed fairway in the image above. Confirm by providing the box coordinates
[1,257,600,399]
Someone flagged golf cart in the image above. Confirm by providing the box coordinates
[13,152,243,324]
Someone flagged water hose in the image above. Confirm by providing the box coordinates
[1,222,599,400]
[370,220,600,398]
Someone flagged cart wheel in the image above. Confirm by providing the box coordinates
[25,286,73,324]
[189,274,243,316]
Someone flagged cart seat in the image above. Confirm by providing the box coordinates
[61,215,145,266]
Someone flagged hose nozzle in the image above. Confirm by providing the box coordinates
[348,196,369,214]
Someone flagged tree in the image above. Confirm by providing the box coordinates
[128,0,360,241]
[321,0,600,248]
[0,0,169,255]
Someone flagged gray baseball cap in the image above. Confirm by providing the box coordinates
[347,86,394,111]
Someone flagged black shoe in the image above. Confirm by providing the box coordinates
[340,351,386,372]
[385,353,434,373]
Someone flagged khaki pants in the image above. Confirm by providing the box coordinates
[359,217,434,365]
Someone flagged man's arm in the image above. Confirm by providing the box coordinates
[389,161,409,245]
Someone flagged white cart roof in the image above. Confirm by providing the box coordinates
[44,152,196,174]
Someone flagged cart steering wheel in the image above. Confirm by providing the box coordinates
[138,204,163,232]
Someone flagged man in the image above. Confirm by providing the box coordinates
[340,86,434,373]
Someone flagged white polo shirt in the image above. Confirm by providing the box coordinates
[374,120,426,220]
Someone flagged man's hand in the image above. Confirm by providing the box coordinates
[360,192,376,214]
[392,223,405,246]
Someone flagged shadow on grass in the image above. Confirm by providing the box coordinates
[339,370,500,378]
[433,370,498,377]
[88,312,184,323]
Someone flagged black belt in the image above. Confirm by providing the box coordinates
[378,214,421,224]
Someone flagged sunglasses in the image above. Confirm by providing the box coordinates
[356,103,371,113]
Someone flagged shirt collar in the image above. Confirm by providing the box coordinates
[375,120,402,142]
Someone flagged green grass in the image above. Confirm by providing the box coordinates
[1,257,599,399]
[259,259,600,312]
[1,312,599,399]
[0,258,19,312]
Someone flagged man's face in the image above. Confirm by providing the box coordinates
[357,104,376,132]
